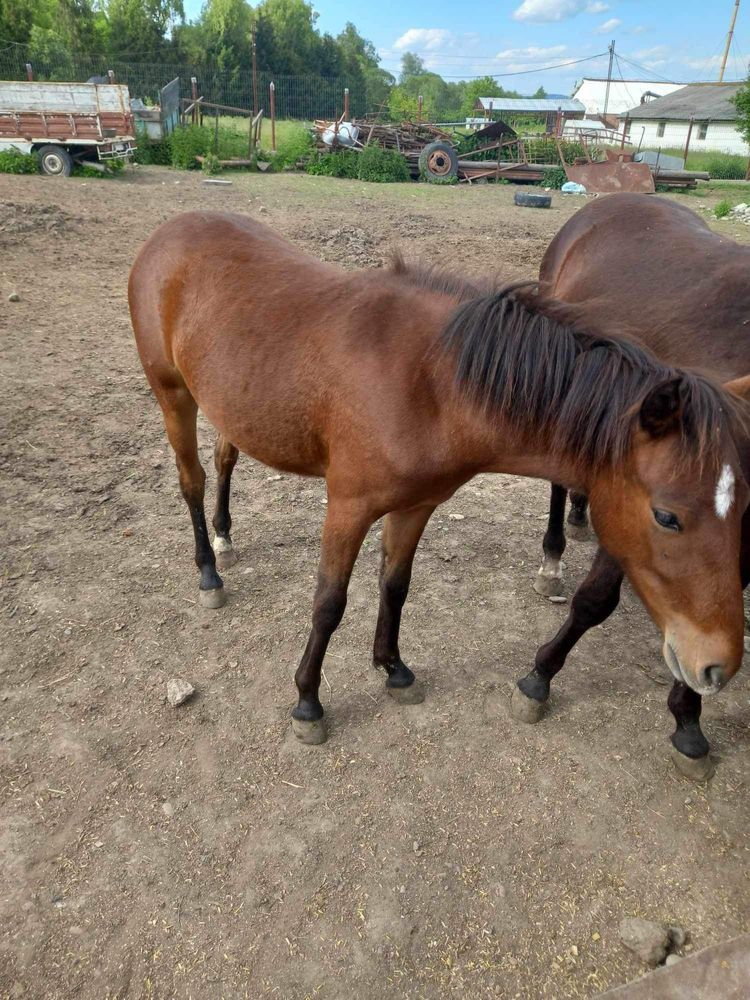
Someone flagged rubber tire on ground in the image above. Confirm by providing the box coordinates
[37,145,74,177]
[514,191,552,209]
[419,141,458,182]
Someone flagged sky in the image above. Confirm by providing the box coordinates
[182,0,750,94]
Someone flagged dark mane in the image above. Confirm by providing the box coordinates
[441,284,738,471]
[390,253,501,303]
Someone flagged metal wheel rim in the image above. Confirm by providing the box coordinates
[43,152,65,174]
[427,150,451,175]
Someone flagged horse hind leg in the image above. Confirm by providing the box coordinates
[159,383,226,609]
[534,483,567,598]
[567,490,591,541]
[212,434,240,570]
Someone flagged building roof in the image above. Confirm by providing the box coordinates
[623,83,743,121]
[572,78,680,116]
[475,97,585,113]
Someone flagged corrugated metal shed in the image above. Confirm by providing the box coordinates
[623,83,742,121]
[475,97,585,113]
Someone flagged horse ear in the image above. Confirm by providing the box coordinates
[724,374,750,401]
[640,378,682,438]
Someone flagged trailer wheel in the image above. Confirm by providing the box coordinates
[37,145,73,177]
[419,141,458,182]
[514,191,552,209]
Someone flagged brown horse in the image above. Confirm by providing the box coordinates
[129,210,748,763]
[522,194,750,778]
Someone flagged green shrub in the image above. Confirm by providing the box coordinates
[104,156,126,176]
[356,145,410,183]
[541,167,567,189]
[705,155,747,180]
[715,199,732,219]
[170,124,212,169]
[306,149,359,178]
[270,125,314,170]
[133,127,172,166]
[0,147,38,174]
[202,152,221,175]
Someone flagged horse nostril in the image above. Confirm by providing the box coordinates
[702,665,726,690]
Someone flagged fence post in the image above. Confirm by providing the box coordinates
[191,77,198,126]
[683,116,694,165]
[25,63,33,81]
[344,87,349,119]
[621,114,629,151]
[270,82,276,151]
[108,69,115,84]
[252,27,259,116]
[417,94,423,122]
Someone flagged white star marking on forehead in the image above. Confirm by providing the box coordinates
[715,464,735,520]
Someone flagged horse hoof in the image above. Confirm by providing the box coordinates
[567,523,592,542]
[387,682,426,705]
[511,685,546,724]
[534,573,563,598]
[670,746,715,782]
[199,587,226,609]
[291,717,328,745]
[215,548,238,570]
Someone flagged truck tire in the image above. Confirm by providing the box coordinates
[419,141,458,182]
[514,191,551,209]
[37,145,73,177]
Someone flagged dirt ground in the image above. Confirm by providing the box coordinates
[1,169,749,1000]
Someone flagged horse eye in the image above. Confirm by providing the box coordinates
[653,509,681,532]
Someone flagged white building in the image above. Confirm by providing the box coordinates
[622,83,749,156]
[572,78,681,118]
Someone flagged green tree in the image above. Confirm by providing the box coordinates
[532,85,547,99]
[105,0,184,61]
[399,51,424,83]
[201,0,253,72]
[732,76,750,145]
[460,76,518,118]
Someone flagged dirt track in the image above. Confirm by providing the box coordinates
[1,170,749,999]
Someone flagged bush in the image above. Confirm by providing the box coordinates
[356,145,410,183]
[133,127,172,166]
[0,147,38,174]
[715,199,732,219]
[202,152,221,175]
[271,125,314,170]
[705,154,747,180]
[541,167,567,189]
[170,124,213,169]
[306,149,359,178]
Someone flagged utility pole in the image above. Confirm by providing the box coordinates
[603,39,615,119]
[719,0,741,82]
[251,25,259,116]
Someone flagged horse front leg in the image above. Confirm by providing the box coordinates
[534,483,568,598]
[373,505,435,702]
[513,546,623,722]
[291,499,374,745]
[668,682,714,781]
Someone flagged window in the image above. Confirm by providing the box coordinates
[657,121,666,137]
[698,122,708,140]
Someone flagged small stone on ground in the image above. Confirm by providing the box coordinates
[166,677,195,707]
[619,917,670,966]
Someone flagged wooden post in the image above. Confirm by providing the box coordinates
[25,63,33,81]
[621,114,629,151]
[344,87,349,120]
[270,82,276,151]
[683,117,694,166]
[191,77,198,126]
[487,100,493,122]
[417,94,423,122]
[214,110,219,153]
[252,27,259,116]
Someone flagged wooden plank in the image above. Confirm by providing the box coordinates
[0,82,130,115]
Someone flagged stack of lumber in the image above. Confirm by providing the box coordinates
[313,118,453,155]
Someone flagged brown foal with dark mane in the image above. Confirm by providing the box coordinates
[129,210,748,764]
[527,194,750,778]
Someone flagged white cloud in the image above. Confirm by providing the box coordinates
[630,24,648,35]
[595,17,621,34]
[496,44,568,61]
[393,28,454,52]
[683,54,723,71]
[512,0,608,22]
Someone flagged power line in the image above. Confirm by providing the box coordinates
[616,53,681,84]
[380,51,609,80]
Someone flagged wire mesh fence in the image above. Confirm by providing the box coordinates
[0,49,378,121]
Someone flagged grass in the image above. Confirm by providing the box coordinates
[656,146,748,179]
[209,115,312,157]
